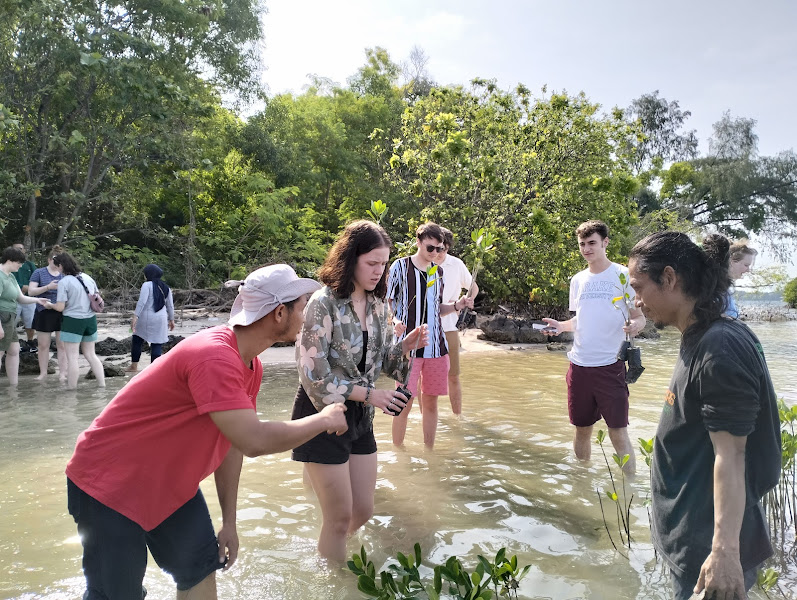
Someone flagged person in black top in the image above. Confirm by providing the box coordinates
[628,232,781,600]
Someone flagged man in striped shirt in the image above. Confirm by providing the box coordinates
[387,222,474,448]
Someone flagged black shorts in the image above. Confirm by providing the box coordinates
[67,479,224,598]
[291,385,377,464]
[32,308,63,333]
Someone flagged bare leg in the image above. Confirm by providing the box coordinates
[305,461,354,561]
[25,328,35,343]
[3,342,21,386]
[447,374,462,416]
[64,342,81,389]
[81,341,105,387]
[608,427,636,476]
[36,331,52,378]
[347,453,377,534]
[573,425,594,461]
[55,332,67,382]
[391,395,414,446]
[176,571,217,600]
[421,393,439,448]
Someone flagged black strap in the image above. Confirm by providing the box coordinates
[75,275,93,296]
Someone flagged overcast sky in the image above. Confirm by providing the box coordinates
[260,0,796,157]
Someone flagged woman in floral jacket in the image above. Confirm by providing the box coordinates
[292,220,428,561]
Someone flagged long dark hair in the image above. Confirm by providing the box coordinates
[318,220,392,299]
[629,231,731,331]
[52,252,81,277]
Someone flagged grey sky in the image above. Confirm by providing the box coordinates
[261,0,796,156]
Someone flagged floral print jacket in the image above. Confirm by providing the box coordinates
[296,286,410,416]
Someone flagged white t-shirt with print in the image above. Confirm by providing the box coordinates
[439,254,473,332]
[567,263,633,367]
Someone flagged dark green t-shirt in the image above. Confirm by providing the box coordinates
[651,318,781,579]
[13,260,36,288]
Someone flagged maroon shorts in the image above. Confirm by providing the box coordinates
[566,360,629,429]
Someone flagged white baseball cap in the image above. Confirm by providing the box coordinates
[228,264,320,327]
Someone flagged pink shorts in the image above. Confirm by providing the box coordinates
[403,355,450,398]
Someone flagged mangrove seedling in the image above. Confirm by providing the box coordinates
[347,543,530,600]
[595,429,634,554]
[458,228,496,330]
[612,270,644,383]
[367,200,389,224]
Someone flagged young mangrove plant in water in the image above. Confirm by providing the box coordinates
[595,429,635,555]
[612,271,644,384]
[347,543,530,600]
[764,399,797,546]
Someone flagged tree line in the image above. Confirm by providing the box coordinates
[2,1,795,308]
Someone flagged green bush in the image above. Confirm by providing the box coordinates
[784,277,797,308]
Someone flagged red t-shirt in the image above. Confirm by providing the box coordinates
[65,326,263,531]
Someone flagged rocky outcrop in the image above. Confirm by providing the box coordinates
[96,335,186,356]
[478,314,574,344]
[85,360,126,379]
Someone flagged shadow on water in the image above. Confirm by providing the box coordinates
[1,322,795,599]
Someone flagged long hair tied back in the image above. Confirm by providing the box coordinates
[629,231,731,330]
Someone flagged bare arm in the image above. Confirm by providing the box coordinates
[17,291,47,306]
[45,300,66,312]
[694,430,747,599]
[209,405,348,458]
[27,281,55,297]
[542,315,576,333]
[213,447,243,569]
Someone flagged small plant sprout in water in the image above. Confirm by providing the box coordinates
[612,270,645,384]
[347,543,530,600]
[367,200,389,224]
[595,429,634,556]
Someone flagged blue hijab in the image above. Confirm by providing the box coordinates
[144,264,169,313]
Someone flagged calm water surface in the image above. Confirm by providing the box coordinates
[1,322,796,599]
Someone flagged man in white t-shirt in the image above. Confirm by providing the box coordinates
[439,228,479,416]
[543,220,645,475]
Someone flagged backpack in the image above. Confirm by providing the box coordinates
[76,275,105,313]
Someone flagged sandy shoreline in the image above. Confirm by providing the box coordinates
[88,310,549,372]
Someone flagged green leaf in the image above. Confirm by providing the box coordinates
[414,542,422,567]
[357,574,380,596]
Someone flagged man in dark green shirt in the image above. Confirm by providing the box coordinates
[628,232,780,600]
[12,243,37,349]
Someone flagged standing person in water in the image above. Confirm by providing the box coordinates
[127,264,176,373]
[438,227,478,417]
[725,240,757,318]
[542,220,645,475]
[292,220,428,561]
[27,246,67,381]
[387,222,473,448]
[0,246,48,385]
[628,232,780,600]
[44,252,106,389]
[65,264,348,600]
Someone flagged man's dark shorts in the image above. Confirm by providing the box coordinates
[566,360,629,429]
[291,385,377,464]
[67,479,223,599]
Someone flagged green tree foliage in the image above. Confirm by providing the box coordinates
[237,48,406,236]
[377,80,639,304]
[784,278,797,308]
[0,0,264,249]
[655,114,797,238]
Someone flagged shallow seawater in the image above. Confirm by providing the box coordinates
[1,321,795,599]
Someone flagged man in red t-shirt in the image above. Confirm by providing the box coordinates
[66,264,348,600]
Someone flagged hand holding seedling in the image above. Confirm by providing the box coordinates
[401,324,428,356]
[393,319,406,336]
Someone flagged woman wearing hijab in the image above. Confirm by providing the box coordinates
[126,264,175,372]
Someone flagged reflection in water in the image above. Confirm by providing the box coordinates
[1,322,795,599]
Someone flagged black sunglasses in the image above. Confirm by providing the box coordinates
[425,244,446,253]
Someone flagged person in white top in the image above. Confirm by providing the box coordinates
[542,220,645,475]
[439,228,479,416]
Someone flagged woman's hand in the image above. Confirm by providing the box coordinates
[36,298,48,307]
[401,324,428,355]
[48,281,58,291]
[130,316,138,334]
[369,388,408,415]
[168,320,175,331]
